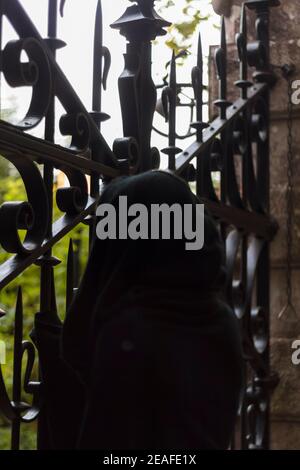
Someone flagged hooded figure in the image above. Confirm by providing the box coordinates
[33,170,243,450]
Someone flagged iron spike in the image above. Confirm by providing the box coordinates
[197,31,203,70]
[169,52,177,150]
[196,31,203,132]
[220,16,227,100]
[13,287,23,402]
[169,51,176,96]
[240,4,248,88]
[93,0,103,114]
[59,0,66,17]
[66,238,74,311]
[241,3,246,35]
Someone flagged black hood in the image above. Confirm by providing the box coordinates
[62,170,226,378]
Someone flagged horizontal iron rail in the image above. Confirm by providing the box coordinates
[0,122,120,178]
[202,198,278,241]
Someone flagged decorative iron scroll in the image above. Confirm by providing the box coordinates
[0,0,279,449]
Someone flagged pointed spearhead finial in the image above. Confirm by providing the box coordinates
[60,0,66,17]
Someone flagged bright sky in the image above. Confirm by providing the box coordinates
[0,0,219,152]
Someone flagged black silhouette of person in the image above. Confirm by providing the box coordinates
[33,170,243,449]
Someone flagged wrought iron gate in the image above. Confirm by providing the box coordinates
[0,0,279,449]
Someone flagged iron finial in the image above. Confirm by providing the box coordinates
[60,0,66,17]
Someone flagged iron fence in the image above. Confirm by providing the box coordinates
[0,0,279,449]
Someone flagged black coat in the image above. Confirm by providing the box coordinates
[33,171,243,450]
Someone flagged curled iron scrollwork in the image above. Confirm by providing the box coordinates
[2,38,52,130]
[56,167,89,216]
[0,153,49,255]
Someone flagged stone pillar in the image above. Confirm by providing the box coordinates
[268,0,300,450]
[211,0,300,449]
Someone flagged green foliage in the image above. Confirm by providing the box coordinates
[158,0,211,55]
[0,102,16,177]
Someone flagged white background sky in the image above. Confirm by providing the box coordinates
[0,0,219,152]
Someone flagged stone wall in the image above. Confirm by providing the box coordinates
[210,0,300,450]
[268,1,300,448]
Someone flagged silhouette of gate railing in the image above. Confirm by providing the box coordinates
[0,0,280,449]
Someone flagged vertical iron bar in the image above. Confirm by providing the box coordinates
[161,53,181,171]
[66,238,74,311]
[196,34,203,137]
[214,16,228,216]
[240,4,248,89]
[217,18,229,241]
[240,4,248,100]
[167,53,177,171]
[37,0,59,450]
[92,0,103,119]
[220,17,227,106]
[192,31,208,198]
[11,287,23,450]
[89,0,103,251]
[235,4,252,100]
[44,0,57,236]
[214,17,231,121]
[255,3,270,448]
[90,0,104,198]
[245,0,279,449]
[239,6,250,449]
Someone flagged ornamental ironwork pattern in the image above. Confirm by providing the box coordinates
[0,0,280,450]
